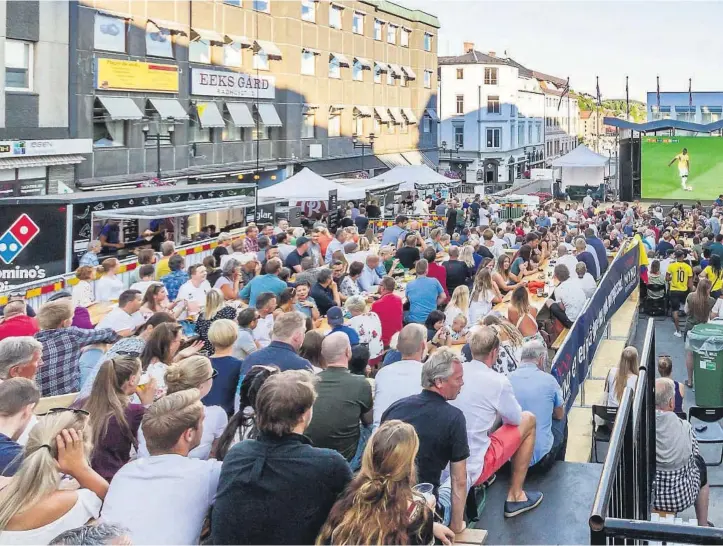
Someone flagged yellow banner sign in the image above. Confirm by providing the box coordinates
[96,58,179,93]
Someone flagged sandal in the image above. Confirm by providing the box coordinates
[685,380,694,389]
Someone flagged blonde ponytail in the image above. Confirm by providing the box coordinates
[165,356,212,394]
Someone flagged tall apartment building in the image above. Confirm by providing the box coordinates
[438,43,544,184]
[72,0,440,189]
[534,71,579,164]
[0,1,89,197]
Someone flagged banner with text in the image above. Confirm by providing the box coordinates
[96,58,179,92]
[191,68,275,99]
[551,242,640,411]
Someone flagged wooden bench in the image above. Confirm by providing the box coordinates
[551,328,570,350]
[35,393,79,415]
[456,528,488,545]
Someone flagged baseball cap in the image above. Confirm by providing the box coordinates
[47,291,72,302]
[327,306,344,326]
[296,236,310,247]
[238,252,258,265]
[674,249,686,259]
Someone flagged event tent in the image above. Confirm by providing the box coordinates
[341,164,455,192]
[257,168,365,201]
[551,145,608,190]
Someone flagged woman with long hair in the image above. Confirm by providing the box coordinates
[316,420,454,545]
[703,254,723,299]
[684,277,715,387]
[606,346,639,407]
[273,288,297,319]
[72,266,95,308]
[195,289,237,354]
[300,330,325,372]
[95,258,123,303]
[493,254,525,290]
[482,315,524,375]
[215,365,280,461]
[79,356,156,481]
[507,285,543,343]
[139,322,183,398]
[444,285,470,328]
[510,244,537,278]
[459,245,477,272]
[0,411,109,543]
[469,267,502,325]
[139,283,184,320]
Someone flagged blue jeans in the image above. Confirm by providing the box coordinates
[437,478,454,526]
[349,423,372,472]
[78,348,105,392]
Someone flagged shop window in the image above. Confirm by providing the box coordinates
[145,23,173,58]
[223,120,241,141]
[329,113,341,137]
[189,114,210,143]
[253,51,269,70]
[94,13,126,52]
[252,109,269,140]
[224,42,242,67]
[301,50,315,75]
[4,40,33,91]
[190,39,212,64]
[301,0,316,22]
[302,113,315,139]
[93,100,126,148]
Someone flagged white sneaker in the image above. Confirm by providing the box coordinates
[674,330,682,337]
[686,186,693,191]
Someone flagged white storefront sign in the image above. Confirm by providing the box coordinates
[191,68,275,99]
[0,139,93,158]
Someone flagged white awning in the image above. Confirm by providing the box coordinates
[197,102,225,128]
[355,106,373,117]
[402,107,418,123]
[302,104,319,114]
[375,61,389,72]
[388,64,402,77]
[0,155,86,170]
[191,28,225,43]
[330,53,351,67]
[224,34,252,47]
[96,96,144,120]
[330,104,345,112]
[148,18,187,34]
[375,107,390,123]
[401,66,417,79]
[425,108,439,121]
[225,102,255,127]
[254,40,283,59]
[148,98,189,120]
[354,57,372,69]
[387,107,402,123]
[302,47,321,55]
[256,103,283,127]
[96,8,132,20]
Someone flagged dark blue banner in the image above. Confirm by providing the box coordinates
[552,243,641,411]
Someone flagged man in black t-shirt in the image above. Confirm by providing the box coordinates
[443,246,472,294]
[395,234,421,269]
[284,237,311,274]
[354,206,369,233]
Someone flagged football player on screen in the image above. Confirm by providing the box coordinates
[668,148,692,191]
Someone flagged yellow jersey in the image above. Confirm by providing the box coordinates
[704,265,723,292]
[675,153,690,169]
[155,257,171,280]
[668,262,692,292]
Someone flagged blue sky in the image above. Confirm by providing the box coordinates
[403,0,723,102]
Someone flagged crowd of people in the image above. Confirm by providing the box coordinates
[0,191,703,544]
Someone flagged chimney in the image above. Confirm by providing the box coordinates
[463,42,474,53]
[488,51,496,57]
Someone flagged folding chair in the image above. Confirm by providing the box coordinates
[591,405,618,463]
[688,406,723,466]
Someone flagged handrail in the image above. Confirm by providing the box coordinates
[598,518,723,544]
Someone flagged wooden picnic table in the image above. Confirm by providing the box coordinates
[87,302,115,326]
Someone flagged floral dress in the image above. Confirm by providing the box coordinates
[349,311,384,359]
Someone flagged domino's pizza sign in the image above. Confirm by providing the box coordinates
[0,214,40,264]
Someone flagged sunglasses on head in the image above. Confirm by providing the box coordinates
[38,407,90,417]
[206,369,218,382]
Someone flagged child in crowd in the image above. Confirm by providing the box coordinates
[449,314,468,345]
[657,355,684,413]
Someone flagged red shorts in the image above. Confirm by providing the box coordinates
[475,424,522,486]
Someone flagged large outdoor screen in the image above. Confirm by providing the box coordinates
[641,136,723,200]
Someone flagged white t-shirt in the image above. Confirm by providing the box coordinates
[444,304,470,328]
[253,314,274,348]
[556,254,580,277]
[145,362,169,399]
[573,272,597,298]
[711,300,723,320]
[469,289,496,325]
[0,489,101,545]
[606,372,638,407]
[97,307,145,333]
[478,208,490,227]
[373,359,423,428]
[101,454,222,545]
[130,281,157,299]
[413,199,429,215]
[582,195,593,209]
[95,275,124,302]
[176,280,211,320]
[553,280,587,321]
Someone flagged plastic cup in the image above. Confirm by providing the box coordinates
[412,482,436,506]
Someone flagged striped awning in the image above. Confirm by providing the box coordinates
[0,155,86,170]
[402,107,418,123]
[401,66,417,79]
[330,52,351,67]
[354,57,372,69]
[191,28,225,43]
[387,107,402,123]
[354,105,373,117]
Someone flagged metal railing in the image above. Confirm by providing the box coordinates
[589,318,723,545]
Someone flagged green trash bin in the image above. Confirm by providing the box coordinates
[687,322,723,406]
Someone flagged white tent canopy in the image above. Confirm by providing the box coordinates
[550,145,608,190]
[258,168,365,201]
[341,164,455,192]
[551,145,608,167]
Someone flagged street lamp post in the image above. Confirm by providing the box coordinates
[142,116,174,182]
[440,141,462,179]
[352,133,375,174]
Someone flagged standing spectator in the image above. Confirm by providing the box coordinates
[380,215,409,247]
[545,264,586,328]
[346,296,384,359]
[405,259,445,324]
[71,266,95,309]
[294,281,321,322]
[95,258,124,303]
[240,311,312,376]
[308,229,323,267]
[176,264,212,319]
[354,205,369,233]
[443,246,472,296]
[305,333,373,468]
[35,300,118,396]
[325,229,348,264]
[101,389,221,544]
[79,240,101,267]
[212,232,232,265]
[194,289,238,355]
[0,301,39,341]
[684,277,715,387]
[370,276,404,348]
[155,241,176,280]
[311,269,342,316]
[210,371,352,545]
[285,236,311,274]
[0,378,40,477]
[160,254,189,302]
[251,292,277,348]
[275,232,295,260]
[239,258,287,307]
[97,289,144,334]
[242,225,260,253]
[233,308,259,360]
[667,249,694,337]
[205,319,243,418]
[424,247,449,299]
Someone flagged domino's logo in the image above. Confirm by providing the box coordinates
[0,214,40,264]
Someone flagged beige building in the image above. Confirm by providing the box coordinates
[579,109,604,142]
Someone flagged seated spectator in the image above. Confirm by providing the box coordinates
[300,330,325,372]
[358,254,383,293]
[160,255,189,302]
[130,264,158,298]
[317,420,454,545]
[194,289,238,355]
[425,310,447,342]
[49,522,131,545]
[140,322,187,399]
[97,289,144,334]
[396,234,422,269]
[469,267,503,325]
[79,356,155,481]
[176,264,212,319]
[306,333,373,469]
[555,245,579,279]
[326,306,360,346]
[233,308,259,360]
[405,259,445,324]
[204,319,243,418]
[251,292,277,348]
[155,241,175,279]
[35,300,118,396]
[605,346,639,408]
[573,262,597,298]
[381,348,469,532]
[0,410,107,542]
[0,378,40,476]
[239,258,287,307]
[204,256,222,289]
[423,246,449,299]
[101,389,221,544]
[210,371,352,544]
[0,301,39,341]
[657,355,684,413]
[294,281,321,322]
[71,266,95,309]
[95,258,124,303]
[340,261,364,301]
[346,296,383,358]
[370,276,404,348]
[574,237,599,280]
[349,344,371,377]
[507,285,544,344]
[509,340,566,473]
[273,287,297,318]
[240,311,312,376]
[652,378,711,526]
[545,264,586,329]
[139,283,184,321]
[214,258,241,301]
[475,315,523,375]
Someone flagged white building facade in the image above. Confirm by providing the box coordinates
[438,45,545,185]
[535,72,580,165]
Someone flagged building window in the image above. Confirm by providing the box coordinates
[486,128,500,148]
[352,60,363,81]
[400,118,408,134]
[456,68,463,80]
[554,140,559,155]
[386,70,394,86]
[146,24,173,58]
[387,121,395,135]
[224,0,242,5]
[400,73,407,87]
[253,0,270,12]
[423,32,432,51]
[329,56,341,78]
[252,109,269,140]
[374,116,382,134]
[374,64,382,84]
[302,112,315,138]
[487,96,500,114]
[4,40,33,91]
[352,12,364,34]
[223,119,241,141]
[374,19,383,40]
[510,124,515,148]
[456,95,464,115]
[93,100,126,148]
[329,112,341,137]
[189,114,210,143]
[423,115,431,134]
[253,50,269,70]
[484,67,498,85]
[675,107,695,123]
[329,5,342,29]
[301,0,316,22]
[189,39,211,64]
[301,50,316,75]
[528,124,532,145]
[353,114,363,136]
[94,13,126,52]
[518,123,524,146]
[454,126,464,148]
[387,24,396,44]
[223,42,242,67]
[401,28,410,47]
[424,70,431,88]
[702,106,722,124]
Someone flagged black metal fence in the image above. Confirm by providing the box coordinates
[589,318,723,544]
